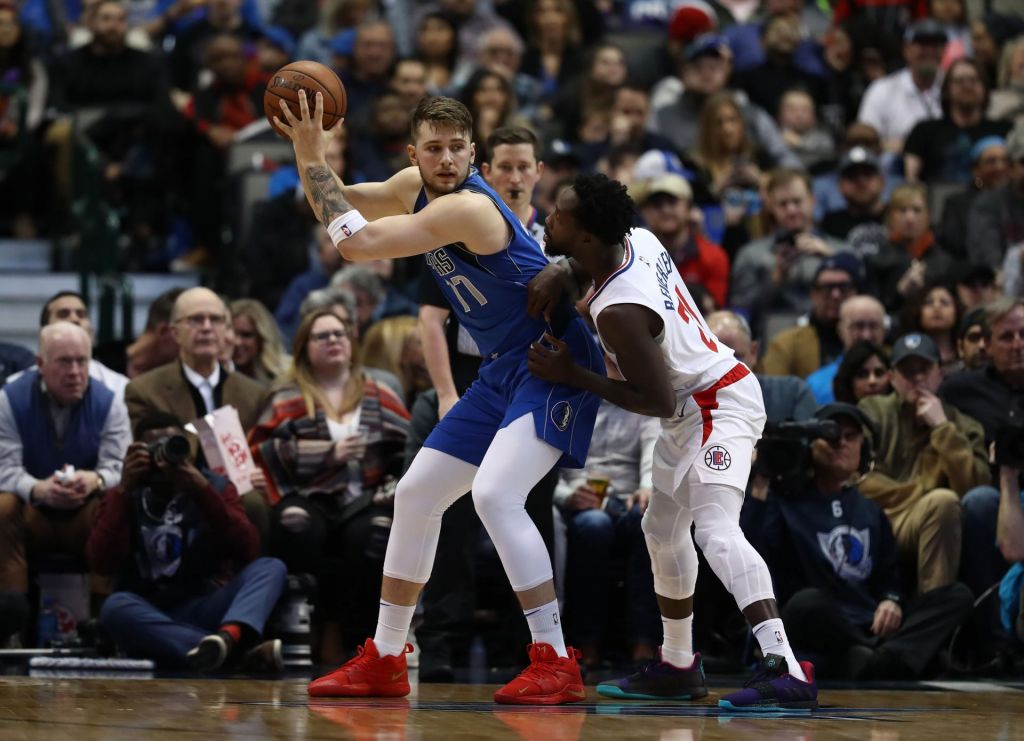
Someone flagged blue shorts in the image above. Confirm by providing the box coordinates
[424,317,603,468]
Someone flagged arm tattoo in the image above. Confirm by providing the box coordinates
[305,165,353,224]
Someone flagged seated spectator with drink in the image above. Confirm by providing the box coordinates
[91,412,287,671]
[555,398,661,669]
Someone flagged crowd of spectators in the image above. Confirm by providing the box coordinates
[1,0,1024,678]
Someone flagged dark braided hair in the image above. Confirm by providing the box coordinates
[569,173,635,246]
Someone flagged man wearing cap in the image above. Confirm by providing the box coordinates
[857,20,948,153]
[904,58,1011,185]
[758,251,862,379]
[823,149,888,241]
[967,122,1024,271]
[858,333,990,594]
[806,295,887,404]
[744,402,974,679]
[939,137,1010,263]
[821,147,888,252]
[731,168,848,327]
[636,174,730,306]
[649,33,801,170]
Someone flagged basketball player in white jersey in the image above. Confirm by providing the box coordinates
[528,174,818,711]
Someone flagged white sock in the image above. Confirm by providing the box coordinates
[523,599,567,657]
[373,600,416,657]
[752,618,806,682]
[660,615,695,668]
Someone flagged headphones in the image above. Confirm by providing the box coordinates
[815,403,876,476]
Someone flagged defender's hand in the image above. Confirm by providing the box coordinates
[528,333,576,384]
[527,263,571,320]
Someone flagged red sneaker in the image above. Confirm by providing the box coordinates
[494,644,587,705]
[308,638,412,697]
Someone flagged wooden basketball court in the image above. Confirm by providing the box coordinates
[1,674,1022,740]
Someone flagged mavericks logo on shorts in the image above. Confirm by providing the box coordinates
[704,445,731,471]
[551,401,573,432]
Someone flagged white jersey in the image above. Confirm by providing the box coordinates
[587,228,739,404]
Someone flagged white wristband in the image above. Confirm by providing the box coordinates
[327,210,368,245]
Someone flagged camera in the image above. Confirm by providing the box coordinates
[755,419,840,488]
[148,434,190,466]
[995,424,1024,469]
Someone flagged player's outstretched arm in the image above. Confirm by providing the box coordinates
[275,90,411,221]
[528,304,676,418]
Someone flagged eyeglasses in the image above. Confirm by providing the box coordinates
[310,329,349,343]
[177,313,227,328]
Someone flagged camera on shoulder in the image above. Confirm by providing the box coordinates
[755,419,840,492]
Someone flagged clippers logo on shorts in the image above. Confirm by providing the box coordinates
[704,445,731,471]
[551,401,573,432]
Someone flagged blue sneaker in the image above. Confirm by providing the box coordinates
[597,652,708,700]
[718,654,817,711]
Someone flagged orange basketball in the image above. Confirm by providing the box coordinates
[264,61,347,138]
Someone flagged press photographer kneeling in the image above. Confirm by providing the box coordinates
[87,412,288,671]
[742,404,974,679]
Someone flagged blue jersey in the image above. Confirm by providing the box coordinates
[415,168,604,469]
[416,169,570,357]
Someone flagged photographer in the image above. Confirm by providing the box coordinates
[745,404,974,679]
[89,413,287,671]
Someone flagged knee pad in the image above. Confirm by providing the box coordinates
[693,520,774,610]
[642,510,698,600]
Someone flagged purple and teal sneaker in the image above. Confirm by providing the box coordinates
[596,652,708,700]
[718,654,817,711]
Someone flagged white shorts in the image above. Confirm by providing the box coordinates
[652,365,767,497]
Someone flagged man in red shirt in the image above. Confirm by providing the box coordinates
[636,174,730,307]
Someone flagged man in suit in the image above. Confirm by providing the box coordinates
[125,288,269,539]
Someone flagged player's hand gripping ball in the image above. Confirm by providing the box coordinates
[264,61,346,138]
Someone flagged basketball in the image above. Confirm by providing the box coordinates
[264,61,347,137]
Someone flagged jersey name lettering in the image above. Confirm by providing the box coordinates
[426,248,456,276]
[655,250,676,311]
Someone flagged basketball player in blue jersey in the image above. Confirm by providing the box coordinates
[274,93,603,704]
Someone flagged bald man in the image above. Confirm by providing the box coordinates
[124,288,267,432]
[125,289,270,539]
[6,290,130,399]
[805,296,887,404]
[0,321,131,596]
